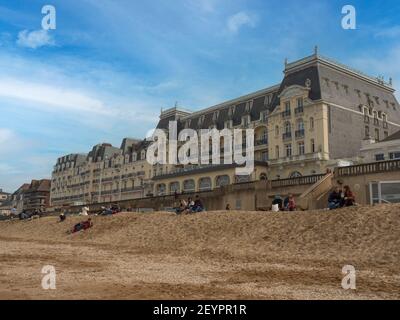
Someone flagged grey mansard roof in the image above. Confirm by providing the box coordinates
[155,52,400,131]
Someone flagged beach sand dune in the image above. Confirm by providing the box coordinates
[0,204,399,300]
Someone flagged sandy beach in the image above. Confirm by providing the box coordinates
[0,204,399,300]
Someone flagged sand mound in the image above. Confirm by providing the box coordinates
[0,204,399,299]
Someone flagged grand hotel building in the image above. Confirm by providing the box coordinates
[50,50,400,206]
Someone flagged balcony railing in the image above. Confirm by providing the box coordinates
[335,159,400,177]
[295,129,305,139]
[255,139,268,146]
[269,152,323,165]
[282,132,292,141]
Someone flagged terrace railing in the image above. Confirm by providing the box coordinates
[335,159,400,177]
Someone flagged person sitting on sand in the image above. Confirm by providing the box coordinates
[191,195,204,213]
[343,185,356,207]
[101,206,113,216]
[69,218,93,234]
[80,206,90,216]
[175,199,188,215]
[187,197,195,211]
[59,212,66,222]
[328,187,343,210]
[272,195,283,211]
[19,210,29,220]
[287,194,296,211]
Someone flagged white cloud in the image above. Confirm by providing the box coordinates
[0,128,14,145]
[374,26,400,38]
[226,12,256,34]
[0,128,29,154]
[16,29,54,49]
[0,78,110,115]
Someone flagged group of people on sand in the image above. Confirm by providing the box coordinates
[272,194,297,212]
[18,208,43,220]
[59,208,93,234]
[59,203,123,234]
[270,185,356,212]
[328,185,356,210]
[175,195,204,214]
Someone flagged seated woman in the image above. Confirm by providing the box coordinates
[287,194,296,211]
[343,185,356,207]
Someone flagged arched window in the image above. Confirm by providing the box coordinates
[183,179,195,192]
[198,177,212,191]
[156,184,166,196]
[216,175,230,187]
[310,117,314,130]
[169,182,180,194]
[259,173,267,180]
[235,175,250,183]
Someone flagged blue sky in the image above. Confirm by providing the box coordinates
[0,0,400,192]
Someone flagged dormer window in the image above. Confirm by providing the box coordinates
[245,100,253,113]
[260,111,268,123]
[198,115,205,126]
[242,115,250,126]
[264,95,271,106]
[333,81,339,90]
[213,111,219,122]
